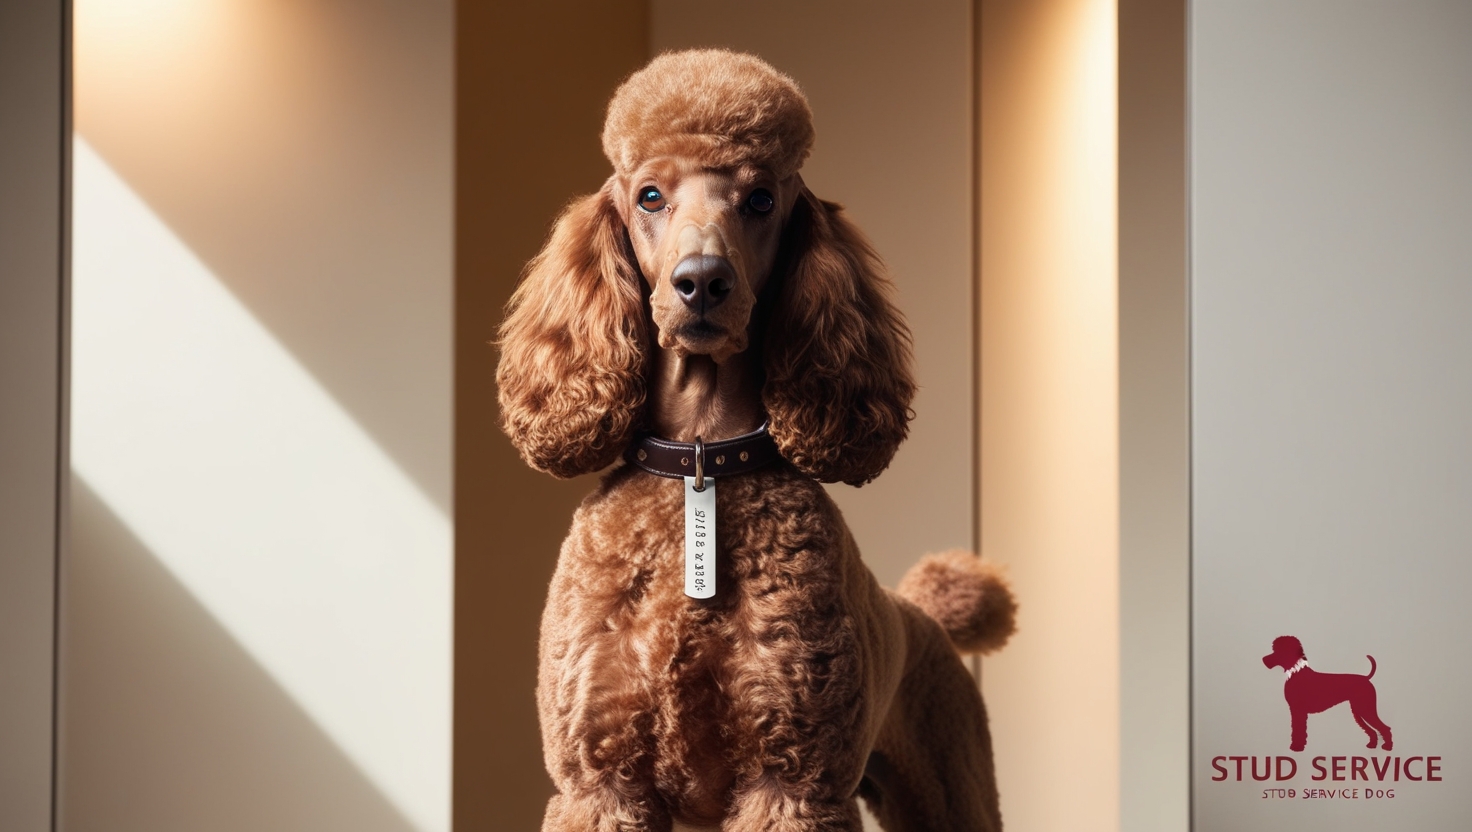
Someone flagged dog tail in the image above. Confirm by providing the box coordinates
[895,550,1017,655]
[1367,655,1377,679]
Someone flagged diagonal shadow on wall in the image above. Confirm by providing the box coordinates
[63,475,417,832]
[74,0,454,514]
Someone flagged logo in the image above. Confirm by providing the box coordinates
[1261,635,1392,752]
[1205,634,1445,804]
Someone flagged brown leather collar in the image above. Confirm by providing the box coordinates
[625,423,781,480]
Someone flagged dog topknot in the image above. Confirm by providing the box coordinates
[602,49,815,179]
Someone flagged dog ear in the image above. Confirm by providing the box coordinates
[762,188,916,486]
[496,180,648,478]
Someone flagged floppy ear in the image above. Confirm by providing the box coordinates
[496,181,648,478]
[763,189,916,486]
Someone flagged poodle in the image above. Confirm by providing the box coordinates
[1262,635,1393,752]
[496,49,1016,832]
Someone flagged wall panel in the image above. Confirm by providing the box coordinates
[453,4,649,830]
[67,3,453,829]
[978,1,1120,829]
[0,1,66,829]
[1192,2,1472,829]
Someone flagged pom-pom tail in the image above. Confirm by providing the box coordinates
[895,550,1017,655]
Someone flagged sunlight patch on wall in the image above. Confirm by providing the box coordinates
[71,137,450,832]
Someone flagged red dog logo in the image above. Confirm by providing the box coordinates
[1263,635,1393,753]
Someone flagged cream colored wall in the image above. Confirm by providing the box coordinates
[66,2,453,829]
[978,2,1120,831]
[651,0,976,589]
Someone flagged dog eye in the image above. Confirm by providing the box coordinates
[747,189,775,214]
[638,187,665,212]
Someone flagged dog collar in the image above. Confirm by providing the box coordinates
[625,422,780,483]
[1286,658,1309,678]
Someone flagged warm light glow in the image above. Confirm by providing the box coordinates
[979,0,1119,829]
[74,0,224,47]
[71,138,451,832]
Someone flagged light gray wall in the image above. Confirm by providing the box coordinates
[0,1,65,830]
[1192,2,1472,829]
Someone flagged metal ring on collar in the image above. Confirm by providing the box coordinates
[693,436,705,492]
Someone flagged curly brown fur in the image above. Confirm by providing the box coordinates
[896,551,1017,655]
[496,49,1015,832]
[496,181,649,478]
[763,190,917,485]
[603,49,814,180]
[539,466,1005,832]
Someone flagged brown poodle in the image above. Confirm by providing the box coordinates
[497,49,1016,832]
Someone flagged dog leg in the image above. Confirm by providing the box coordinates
[860,606,1001,832]
[542,789,672,832]
[723,786,863,832]
[1352,710,1379,749]
[1289,707,1308,752]
[1351,692,1393,751]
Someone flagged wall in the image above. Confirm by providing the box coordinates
[453,4,649,831]
[66,2,453,829]
[1118,0,1190,829]
[978,1,1120,830]
[0,2,65,830]
[1191,2,1472,829]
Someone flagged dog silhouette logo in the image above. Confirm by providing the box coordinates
[1263,635,1393,753]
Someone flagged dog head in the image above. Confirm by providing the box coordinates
[497,49,915,485]
[605,48,811,366]
[1263,635,1306,670]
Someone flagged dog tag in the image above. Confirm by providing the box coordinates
[684,476,716,599]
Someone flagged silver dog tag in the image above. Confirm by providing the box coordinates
[684,476,716,598]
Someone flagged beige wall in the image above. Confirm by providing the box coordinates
[67,2,453,829]
[651,0,976,588]
[978,1,1120,830]
[0,2,65,829]
[453,4,648,831]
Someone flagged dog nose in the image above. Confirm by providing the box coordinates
[670,255,735,313]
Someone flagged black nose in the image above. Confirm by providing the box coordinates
[670,255,735,313]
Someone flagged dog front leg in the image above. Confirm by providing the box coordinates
[1290,707,1308,753]
[543,788,672,832]
[541,706,671,832]
[723,784,863,832]
[539,651,670,831]
[718,644,868,831]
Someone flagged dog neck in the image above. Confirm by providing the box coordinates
[1285,658,1309,678]
[648,348,765,443]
